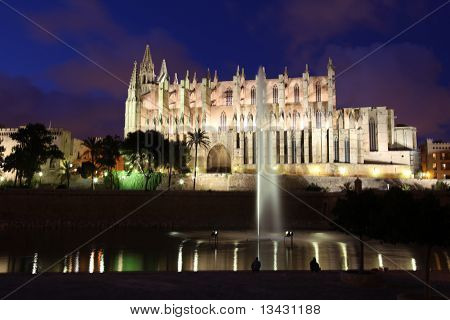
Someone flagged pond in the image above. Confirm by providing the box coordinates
[0,230,448,273]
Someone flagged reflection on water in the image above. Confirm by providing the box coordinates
[0,230,449,274]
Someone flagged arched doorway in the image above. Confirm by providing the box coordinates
[207,144,231,173]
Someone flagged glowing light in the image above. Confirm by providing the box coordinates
[411,258,417,271]
[31,253,38,275]
[272,165,279,171]
[93,177,99,184]
[179,179,184,185]
[233,246,239,272]
[0,177,4,182]
[273,241,278,271]
[378,254,384,269]
[338,167,347,176]
[402,169,412,179]
[311,166,321,175]
[38,171,43,177]
[312,242,319,264]
[103,171,108,177]
[339,242,348,271]
[372,167,380,177]
[69,163,73,168]
[89,249,95,273]
[177,244,183,272]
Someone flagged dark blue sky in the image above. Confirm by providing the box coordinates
[0,0,449,140]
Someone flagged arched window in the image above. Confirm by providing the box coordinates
[251,86,256,105]
[316,111,322,129]
[344,137,350,163]
[315,82,321,102]
[273,85,278,104]
[220,112,227,132]
[294,84,300,103]
[369,118,378,151]
[334,136,339,162]
[225,88,233,106]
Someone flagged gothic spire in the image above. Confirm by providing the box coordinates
[158,59,168,81]
[206,68,211,81]
[142,44,153,67]
[328,57,335,71]
[192,72,197,85]
[129,61,138,88]
[305,64,309,73]
[284,66,288,78]
[236,65,240,77]
[173,72,179,85]
[213,70,218,83]
[140,44,155,85]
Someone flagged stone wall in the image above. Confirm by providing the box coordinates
[169,173,439,192]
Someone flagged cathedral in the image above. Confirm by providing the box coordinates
[124,45,419,178]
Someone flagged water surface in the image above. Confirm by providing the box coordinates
[0,230,448,273]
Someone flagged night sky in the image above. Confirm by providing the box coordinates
[0,0,449,141]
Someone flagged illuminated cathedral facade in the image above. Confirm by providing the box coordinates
[124,45,419,177]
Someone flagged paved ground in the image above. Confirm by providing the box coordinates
[0,271,449,300]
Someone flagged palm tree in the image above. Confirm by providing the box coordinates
[59,160,73,188]
[187,129,210,190]
[97,135,121,189]
[82,137,102,190]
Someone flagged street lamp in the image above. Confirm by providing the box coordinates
[38,171,43,186]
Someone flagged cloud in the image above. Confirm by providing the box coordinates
[317,42,450,140]
[0,73,122,138]
[28,0,203,98]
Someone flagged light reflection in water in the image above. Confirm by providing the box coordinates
[99,249,105,274]
[74,251,80,273]
[193,247,199,272]
[117,250,124,272]
[31,253,38,274]
[233,245,239,272]
[177,244,183,272]
[273,241,278,271]
[411,258,417,271]
[338,242,348,271]
[2,230,446,273]
[312,242,319,263]
[89,249,95,273]
[434,252,441,271]
[378,254,384,269]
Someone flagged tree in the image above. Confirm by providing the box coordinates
[187,129,210,190]
[81,137,103,190]
[3,123,63,187]
[97,135,122,189]
[0,140,5,170]
[164,138,189,189]
[333,190,381,273]
[59,160,73,188]
[121,130,164,191]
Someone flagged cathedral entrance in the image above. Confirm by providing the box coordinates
[207,144,231,173]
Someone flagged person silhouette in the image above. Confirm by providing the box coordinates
[310,257,321,272]
[251,257,261,271]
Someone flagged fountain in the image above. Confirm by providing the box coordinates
[256,66,282,258]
